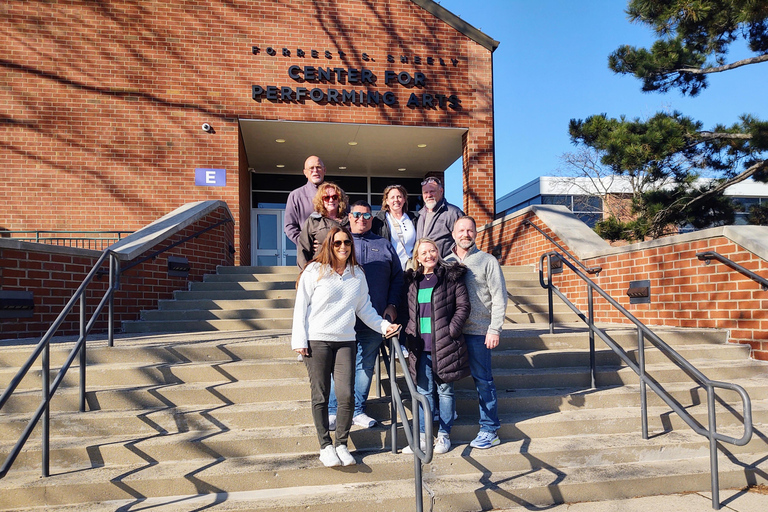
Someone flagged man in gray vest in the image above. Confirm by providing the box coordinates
[446,215,507,448]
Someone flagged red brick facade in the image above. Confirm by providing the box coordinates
[479,211,768,361]
[0,206,234,340]
[1,1,496,265]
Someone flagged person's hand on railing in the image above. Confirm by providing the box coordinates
[385,324,401,339]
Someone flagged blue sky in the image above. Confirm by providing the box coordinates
[439,0,768,206]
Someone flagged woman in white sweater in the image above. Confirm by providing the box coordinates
[292,225,400,467]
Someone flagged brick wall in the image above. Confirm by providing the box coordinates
[0,206,234,340]
[479,211,768,361]
[0,1,495,264]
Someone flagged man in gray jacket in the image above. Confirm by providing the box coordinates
[415,176,464,257]
[283,155,326,246]
[446,215,508,449]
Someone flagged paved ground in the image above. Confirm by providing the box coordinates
[496,486,768,511]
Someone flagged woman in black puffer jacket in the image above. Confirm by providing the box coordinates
[402,238,470,455]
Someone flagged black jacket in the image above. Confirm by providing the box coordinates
[403,262,471,383]
[372,209,420,243]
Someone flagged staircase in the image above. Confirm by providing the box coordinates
[122,265,582,334]
[1,265,766,511]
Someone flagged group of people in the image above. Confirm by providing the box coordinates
[288,156,508,467]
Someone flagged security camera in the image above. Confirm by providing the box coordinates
[202,123,212,133]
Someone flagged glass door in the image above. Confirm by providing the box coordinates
[251,209,296,266]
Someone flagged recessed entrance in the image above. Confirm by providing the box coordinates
[240,119,467,266]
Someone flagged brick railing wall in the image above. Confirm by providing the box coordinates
[478,208,768,361]
[0,204,234,340]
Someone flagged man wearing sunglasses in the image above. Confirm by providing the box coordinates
[416,176,464,258]
[328,201,404,429]
[284,155,326,245]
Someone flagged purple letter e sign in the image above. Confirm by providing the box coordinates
[195,168,226,187]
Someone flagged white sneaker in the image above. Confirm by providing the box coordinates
[434,434,451,454]
[319,445,341,467]
[352,413,377,428]
[402,433,426,454]
[335,445,356,466]
[328,414,337,431]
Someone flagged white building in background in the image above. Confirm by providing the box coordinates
[496,176,768,229]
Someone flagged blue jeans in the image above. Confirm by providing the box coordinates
[465,334,500,433]
[415,351,454,435]
[328,327,383,417]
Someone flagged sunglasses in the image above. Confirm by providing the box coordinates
[333,239,352,248]
[350,212,372,220]
[421,177,442,187]
[323,195,339,202]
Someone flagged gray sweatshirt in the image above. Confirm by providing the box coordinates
[446,243,508,335]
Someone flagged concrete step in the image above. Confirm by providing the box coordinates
[121,318,293,333]
[171,289,296,301]
[5,395,767,472]
[188,281,296,292]
[215,266,300,276]
[497,326,730,350]
[140,308,294,322]
[204,273,297,283]
[157,297,297,310]
[1,427,765,510]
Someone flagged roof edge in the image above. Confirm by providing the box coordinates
[410,0,500,52]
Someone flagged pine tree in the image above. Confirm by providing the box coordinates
[569,0,768,241]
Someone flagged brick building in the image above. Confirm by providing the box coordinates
[1,0,498,266]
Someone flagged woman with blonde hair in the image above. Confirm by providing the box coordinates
[402,237,470,455]
[372,184,419,269]
[292,226,400,467]
[297,182,349,268]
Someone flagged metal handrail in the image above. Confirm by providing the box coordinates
[0,217,232,480]
[697,251,768,291]
[0,230,132,251]
[386,337,433,512]
[523,219,602,275]
[539,251,753,510]
[0,250,120,479]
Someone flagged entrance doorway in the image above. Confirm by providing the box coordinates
[251,208,296,266]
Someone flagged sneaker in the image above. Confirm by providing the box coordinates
[470,431,500,449]
[328,414,337,431]
[352,412,377,428]
[434,434,451,454]
[335,445,356,466]
[402,433,426,454]
[319,445,341,467]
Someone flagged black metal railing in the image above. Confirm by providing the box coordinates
[0,217,232,480]
[697,251,768,291]
[523,219,602,275]
[0,230,132,251]
[539,251,753,510]
[0,250,120,478]
[382,337,433,512]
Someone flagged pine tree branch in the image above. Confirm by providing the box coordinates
[675,54,768,75]
[682,159,768,210]
[695,132,752,141]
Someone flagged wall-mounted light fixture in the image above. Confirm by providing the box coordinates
[168,256,191,278]
[549,254,563,275]
[0,291,35,318]
[202,123,214,133]
[627,280,651,304]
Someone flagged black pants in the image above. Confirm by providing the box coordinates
[304,339,356,448]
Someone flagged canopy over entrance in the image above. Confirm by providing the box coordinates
[240,119,467,179]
